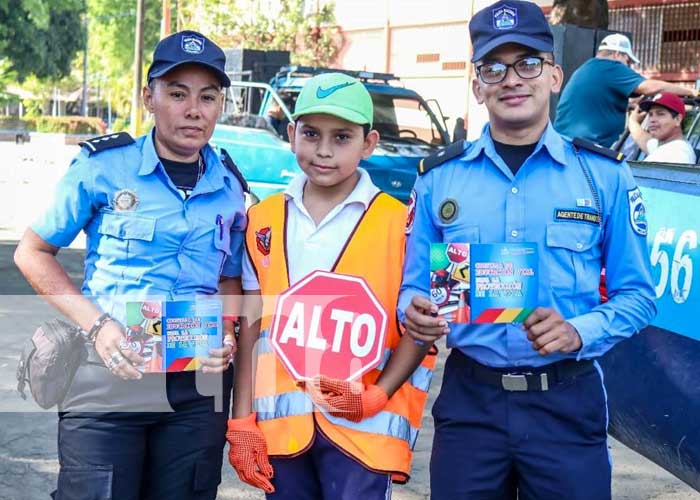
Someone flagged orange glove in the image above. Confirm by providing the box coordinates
[225,413,275,493]
[309,375,388,423]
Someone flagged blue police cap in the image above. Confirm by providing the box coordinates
[470,1,554,63]
[147,30,230,87]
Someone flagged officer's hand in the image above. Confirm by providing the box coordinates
[200,334,235,374]
[94,321,144,380]
[404,295,450,343]
[522,307,582,356]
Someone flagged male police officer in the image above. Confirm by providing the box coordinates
[15,31,246,500]
[399,2,656,499]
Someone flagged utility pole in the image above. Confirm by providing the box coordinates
[130,0,146,136]
[161,0,171,39]
[82,15,89,116]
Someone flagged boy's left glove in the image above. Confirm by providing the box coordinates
[309,375,388,423]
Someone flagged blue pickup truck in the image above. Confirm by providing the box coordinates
[211,65,453,203]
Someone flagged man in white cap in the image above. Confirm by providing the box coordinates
[555,33,697,147]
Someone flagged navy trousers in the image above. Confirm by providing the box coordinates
[430,350,611,500]
[266,427,392,500]
[53,368,232,500]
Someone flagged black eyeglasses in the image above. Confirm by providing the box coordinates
[476,56,554,84]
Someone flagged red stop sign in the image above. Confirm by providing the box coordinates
[270,270,388,381]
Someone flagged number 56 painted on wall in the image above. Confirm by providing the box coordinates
[650,227,696,304]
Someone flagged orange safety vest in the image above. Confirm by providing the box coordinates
[245,191,436,483]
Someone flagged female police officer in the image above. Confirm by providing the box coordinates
[14,31,246,500]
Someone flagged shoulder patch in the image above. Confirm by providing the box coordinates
[418,140,468,175]
[79,132,134,156]
[220,148,250,193]
[572,137,624,163]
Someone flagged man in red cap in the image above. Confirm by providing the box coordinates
[629,92,697,164]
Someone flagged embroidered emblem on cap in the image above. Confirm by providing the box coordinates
[256,227,272,256]
[113,189,139,211]
[627,187,647,236]
[181,34,204,54]
[493,5,518,30]
[406,189,417,235]
[438,198,459,224]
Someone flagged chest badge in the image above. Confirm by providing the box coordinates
[113,189,139,211]
[406,189,417,235]
[438,198,459,224]
[256,227,272,256]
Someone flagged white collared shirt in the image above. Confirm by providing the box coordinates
[242,168,380,291]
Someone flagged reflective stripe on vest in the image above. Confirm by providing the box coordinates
[255,391,314,421]
[254,390,419,448]
[321,407,420,449]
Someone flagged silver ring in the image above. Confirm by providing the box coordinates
[110,352,125,365]
[107,358,118,370]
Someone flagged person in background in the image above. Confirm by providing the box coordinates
[629,92,697,164]
[555,33,697,147]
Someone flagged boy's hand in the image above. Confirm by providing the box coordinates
[404,295,450,343]
[226,413,275,493]
[308,376,388,423]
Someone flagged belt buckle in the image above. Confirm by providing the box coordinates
[502,373,528,391]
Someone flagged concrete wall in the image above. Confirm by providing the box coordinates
[330,0,555,139]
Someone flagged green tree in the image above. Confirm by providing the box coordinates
[550,0,609,29]
[180,0,342,67]
[86,0,162,118]
[0,0,87,81]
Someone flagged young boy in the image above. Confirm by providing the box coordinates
[225,72,436,499]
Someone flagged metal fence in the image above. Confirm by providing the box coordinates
[609,2,700,77]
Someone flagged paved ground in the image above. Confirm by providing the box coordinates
[0,140,697,499]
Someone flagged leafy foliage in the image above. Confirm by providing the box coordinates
[2,0,341,125]
[0,0,86,81]
[179,0,342,67]
[550,0,609,29]
[86,0,162,117]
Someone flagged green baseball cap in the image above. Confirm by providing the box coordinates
[292,72,374,127]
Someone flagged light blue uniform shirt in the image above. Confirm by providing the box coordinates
[32,131,247,323]
[399,123,656,368]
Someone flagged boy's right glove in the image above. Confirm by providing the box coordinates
[226,413,275,493]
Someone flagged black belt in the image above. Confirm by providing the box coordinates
[453,349,595,392]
